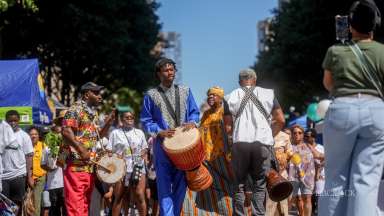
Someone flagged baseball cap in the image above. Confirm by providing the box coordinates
[80,82,104,92]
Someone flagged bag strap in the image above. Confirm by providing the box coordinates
[122,128,135,157]
[157,85,181,127]
[349,42,384,99]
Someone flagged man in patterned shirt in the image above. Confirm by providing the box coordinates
[61,82,115,216]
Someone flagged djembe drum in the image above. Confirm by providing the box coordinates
[95,153,126,184]
[266,169,293,202]
[266,131,294,202]
[163,127,213,191]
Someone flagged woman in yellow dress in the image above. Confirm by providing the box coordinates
[182,86,235,215]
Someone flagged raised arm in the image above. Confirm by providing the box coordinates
[99,109,116,138]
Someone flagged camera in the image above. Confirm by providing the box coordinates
[131,160,144,185]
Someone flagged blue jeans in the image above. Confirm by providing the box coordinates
[319,96,384,216]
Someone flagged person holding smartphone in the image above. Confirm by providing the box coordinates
[320,1,384,215]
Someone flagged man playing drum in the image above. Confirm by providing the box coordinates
[61,82,115,216]
[140,57,200,216]
[226,69,285,216]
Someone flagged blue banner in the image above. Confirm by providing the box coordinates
[0,59,53,125]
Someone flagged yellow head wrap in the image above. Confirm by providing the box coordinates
[207,86,224,98]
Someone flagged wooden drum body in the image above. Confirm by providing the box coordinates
[163,127,205,171]
[163,127,213,191]
[266,169,293,202]
[186,164,213,191]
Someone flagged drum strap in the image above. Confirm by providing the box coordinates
[236,86,267,120]
[235,86,271,123]
[157,85,181,127]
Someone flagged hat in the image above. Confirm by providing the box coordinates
[207,86,225,98]
[80,82,104,92]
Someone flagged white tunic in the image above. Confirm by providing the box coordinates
[226,86,275,145]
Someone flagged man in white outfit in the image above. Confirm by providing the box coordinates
[226,69,285,216]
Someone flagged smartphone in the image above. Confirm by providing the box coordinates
[335,15,350,43]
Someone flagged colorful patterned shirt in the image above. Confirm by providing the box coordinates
[288,144,315,190]
[62,100,99,168]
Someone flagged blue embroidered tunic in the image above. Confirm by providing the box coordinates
[140,84,199,216]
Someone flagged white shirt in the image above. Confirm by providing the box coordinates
[226,86,275,145]
[0,121,17,154]
[0,121,17,191]
[41,147,63,190]
[2,129,34,180]
[107,128,148,173]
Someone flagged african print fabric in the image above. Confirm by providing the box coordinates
[181,106,235,215]
[60,100,99,171]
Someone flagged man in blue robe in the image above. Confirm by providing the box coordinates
[140,57,200,216]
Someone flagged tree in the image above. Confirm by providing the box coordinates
[255,0,384,112]
[0,0,37,13]
[0,0,161,105]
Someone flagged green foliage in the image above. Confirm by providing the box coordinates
[0,0,161,105]
[103,87,143,116]
[44,131,62,158]
[255,0,384,112]
[0,0,38,12]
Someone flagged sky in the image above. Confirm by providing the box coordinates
[157,0,278,106]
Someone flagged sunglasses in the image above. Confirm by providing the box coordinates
[124,116,135,120]
[293,131,303,135]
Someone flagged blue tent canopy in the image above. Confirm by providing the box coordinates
[288,114,308,131]
[0,59,53,125]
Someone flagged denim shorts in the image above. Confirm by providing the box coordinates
[292,181,313,196]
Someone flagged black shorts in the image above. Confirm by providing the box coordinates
[148,179,158,201]
[2,175,26,203]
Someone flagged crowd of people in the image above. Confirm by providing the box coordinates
[0,1,383,216]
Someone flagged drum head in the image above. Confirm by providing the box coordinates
[96,154,126,184]
[163,127,200,152]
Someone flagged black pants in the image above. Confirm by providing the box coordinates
[2,175,26,203]
[49,188,66,216]
[231,142,271,216]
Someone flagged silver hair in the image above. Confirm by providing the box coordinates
[239,68,257,81]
